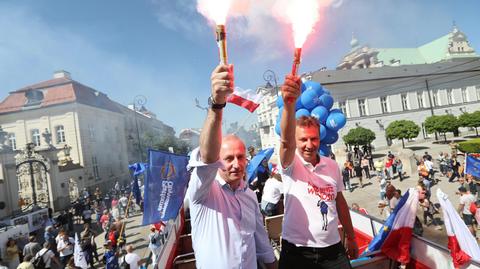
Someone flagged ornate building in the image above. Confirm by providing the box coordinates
[257,25,480,155]
[0,70,174,216]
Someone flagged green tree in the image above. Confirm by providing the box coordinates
[343,127,376,147]
[385,120,420,148]
[424,114,459,142]
[133,130,190,161]
[458,111,480,136]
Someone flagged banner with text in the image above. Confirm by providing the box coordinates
[142,149,190,225]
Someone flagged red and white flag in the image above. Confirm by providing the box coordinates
[381,187,418,264]
[227,87,265,113]
[436,189,480,268]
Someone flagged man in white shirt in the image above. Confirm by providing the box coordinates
[278,74,358,268]
[123,244,144,269]
[119,195,129,217]
[186,64,277,269]
[261,175,283,216]
[458,186,476,235]
[57,234,75,266]
[36,242,60,269]
[423,158,434,182]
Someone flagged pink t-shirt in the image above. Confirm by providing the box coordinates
[280,151,343,247]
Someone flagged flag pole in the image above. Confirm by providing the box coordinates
[118,191,134,245]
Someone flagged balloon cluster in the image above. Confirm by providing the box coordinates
[275,81,347,156]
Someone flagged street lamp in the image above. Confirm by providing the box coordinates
[262,69,278,96]
[133,95,147,162]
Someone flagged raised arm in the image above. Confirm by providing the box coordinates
[200,64,234,163]
[279,75,301,168]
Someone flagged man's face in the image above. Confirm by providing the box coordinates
[295,126,320,164]
[219,138,247,184]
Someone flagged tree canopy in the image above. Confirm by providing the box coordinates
[385,120,420,148]
[424,114,459,142]
[343,127,376,146]
[458,111,480,136]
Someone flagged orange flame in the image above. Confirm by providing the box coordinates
[197,0,233,25]
[283,0,321,48]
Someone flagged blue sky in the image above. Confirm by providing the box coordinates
[0,0,478,133]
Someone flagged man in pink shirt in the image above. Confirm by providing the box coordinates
[278,75,358,268]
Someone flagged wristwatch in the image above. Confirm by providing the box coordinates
[208,96,226,110]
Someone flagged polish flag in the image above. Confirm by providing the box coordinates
[227,87,265,113]
[436,189,480,268]
[380,188,418,264]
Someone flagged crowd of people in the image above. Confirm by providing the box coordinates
[1,181,167,269]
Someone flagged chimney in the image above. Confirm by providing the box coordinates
[53,70,72,79]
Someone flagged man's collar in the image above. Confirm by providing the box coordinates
[216,173,248,192]
[295,150,325,168]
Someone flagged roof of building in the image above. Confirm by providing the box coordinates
[0,76,122,114]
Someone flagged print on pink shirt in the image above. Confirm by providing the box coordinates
[317,200,328,231]
[308,182,335,231]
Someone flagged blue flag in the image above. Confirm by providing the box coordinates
[361,189,411,256]
[246,148,274,183]
[142,150,190,225]
[128,163,147,205]
[466,154,480,178]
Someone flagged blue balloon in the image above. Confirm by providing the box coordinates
[295,108,310,119]
[300,89,321,110]
[295,98,304,110]
[302,81,323,96]
[323,88,331,95]
[275,123,281,136]
[319,94,334,110]
[319,124,327,140]
[329,108,342,114]
[319,144,331,157]
[326,111,347,131]
[323,129,339,144]
[276,96,284,108]
[311,106,329,124]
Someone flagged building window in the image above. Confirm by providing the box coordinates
[401,94,409,110]
[447,89,453,105]
[380,96,389,113]
[461,88,468,103]
[432,90,439,106]
[88,124,95,141]
[8,133,16,150]
[55,125,66,144]
[358,98,367,116]
[417,92,424,108]
[339,101,347,116]
[92,156,100,180]
[31,129,41,146]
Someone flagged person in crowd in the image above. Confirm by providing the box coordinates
[22,236,41,258]
[108,225,119,250]
[449,155,461,182]
[423,155,434,182]
[104,194,112,210]
[253,158,271,202]
[385,156,394,180]
[112,204,120,221]
[73,200,85,224]
[278,74,358,268]
[34,242,60,269]
[66,256,78,269]
[423,151,432,161]
[185,64,276,268]
[395,159,404,181]
[100,210,112,234]
[342,164,352,192]
[16,254,34,269]
[111,195,119,210]
[57,233,75,266]
[81,223,99,266]
[66,209,74,232]
[122,244,145,269]
[418,160,431,192]
[361,156,371,179]
[94,187,102,202]
[261,173,283,216]
[458,186,476,236]
[119,194,129,217]
[103,241,119,269]
[247,146,256,161]
[5,238,20,268]
[438,152,447,176]
[420,198,442,230]
[365,152,374,171]
[474,200,480,227]
[389,189,401,212]
[466,174,478,196]
[82,188,90,200]
[456,177,471,194]
[374,158,384,178]
[43,226,56,250]
[82,204,93,225]
[351,203,368,215]
[148,225,164,268]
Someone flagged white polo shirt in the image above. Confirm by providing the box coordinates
[280,151,343,247]
[261,178,283,204]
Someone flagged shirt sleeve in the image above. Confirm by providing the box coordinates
[186,147,224,204]
[254,206,276,264]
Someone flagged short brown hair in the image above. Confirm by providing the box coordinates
[296,116,320,129]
